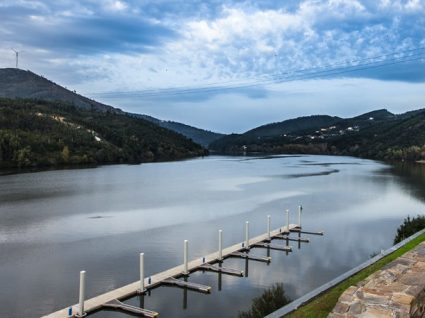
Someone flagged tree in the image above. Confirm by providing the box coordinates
[62,145,70,163]
[16,146,32,167]
[394,215,425,244]
[238,283,290,318]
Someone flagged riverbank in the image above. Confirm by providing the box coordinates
[267,230,425,318]
[329,240,425,317]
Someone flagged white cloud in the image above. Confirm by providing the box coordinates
[300,0,367,21]
[379,0,423,11]
[156,0,409,85]
[38,0,422,102]
[2,0,425,132]
[105,0,128,12]
[405,0,423,11]
[185,7,305,45]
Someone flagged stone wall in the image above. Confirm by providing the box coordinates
[329,242,425,318]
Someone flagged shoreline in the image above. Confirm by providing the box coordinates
[266,229,425,318]
[0,153,208,176]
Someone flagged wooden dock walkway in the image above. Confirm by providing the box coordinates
[199,263,244,276]
[102,299,158,317]
[43,223,318,318]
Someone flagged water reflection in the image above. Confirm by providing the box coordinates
[91,230,313,317]
[282,169,340,179]
[238,283,291,318]
[1,155,425,318]
[389,163,425,203]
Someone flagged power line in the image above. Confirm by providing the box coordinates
[99,54,425,99]
[97,52,425,99]
[95,46,425,97]
[92,47,425,99]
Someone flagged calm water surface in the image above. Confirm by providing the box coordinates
[0,155,424,318]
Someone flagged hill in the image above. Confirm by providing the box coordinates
[330,109,425,160]
[210,115,342,151]
[0,98,207,168]
[0,68,223,147]
[210,108,425,161]
[0,68,120,113]
[352,109,395,121]
[137,114,224,148]
[244,115,342,137]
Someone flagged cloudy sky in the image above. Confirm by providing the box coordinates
[1,0,425,133]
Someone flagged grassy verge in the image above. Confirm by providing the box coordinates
[285,232,425,318]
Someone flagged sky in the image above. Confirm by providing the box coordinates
[1,0,425,133]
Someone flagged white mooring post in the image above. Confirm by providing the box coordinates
[218,230,223,261]
[267,215,271,241]
[77,270,86,317]
[183,240,189,275]
[298,205,302,228]
[286,209,290,231]
[245,221,249,248]
[139,253,145,293]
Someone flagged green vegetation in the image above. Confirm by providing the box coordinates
[210,115,341,153]
[0,98,207,169]
[394,215,425,244]
[243,115,341,138]
[329,110,425,161]
[0,68,223,149]
[238,283,290,318]
[285,220,425,318]
[210,108,425,162]
[239,217,425,318]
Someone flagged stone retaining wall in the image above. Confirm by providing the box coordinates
[329,242,425,318]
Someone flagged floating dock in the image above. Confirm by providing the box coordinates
[43,207,323,318]
[102,299,158,317]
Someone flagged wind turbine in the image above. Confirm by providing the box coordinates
[11,48,19,68]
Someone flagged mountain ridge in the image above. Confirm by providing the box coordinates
[2,67,425,164]
[0,68,222,147]
[0,97,207,168]
[210,107,425,161]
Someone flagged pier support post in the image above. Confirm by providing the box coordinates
[218,230,223,261]
[298,205,302,228]
[183,240,189,275]
[245,221,250,249]
[139,253,146,293]
[77,270,86,317]
[286,209,290,231]
[267,215,271,241]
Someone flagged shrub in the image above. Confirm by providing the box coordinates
[394,215,425,244]
[238,283,290,318]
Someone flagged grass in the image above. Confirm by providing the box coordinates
[285,232,425,318]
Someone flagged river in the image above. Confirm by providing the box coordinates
[0,155,424,317]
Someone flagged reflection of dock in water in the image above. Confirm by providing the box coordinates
[43,206,323,318]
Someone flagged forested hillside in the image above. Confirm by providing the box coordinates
[0,98,207,168]
[331,110,425,160]
[210,108,425,162]
[0,68,224,148]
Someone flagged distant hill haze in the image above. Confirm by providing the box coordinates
[0,68,223,147]
[133,114,224,148]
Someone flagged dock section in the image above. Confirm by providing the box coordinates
[44,212,321,318]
